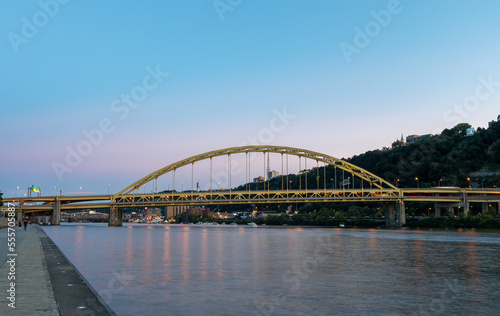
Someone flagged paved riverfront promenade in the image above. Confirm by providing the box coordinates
[0,225,113,315]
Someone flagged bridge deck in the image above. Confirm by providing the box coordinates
[3,188,500,212]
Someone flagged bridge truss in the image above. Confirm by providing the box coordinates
[117,145,398,196]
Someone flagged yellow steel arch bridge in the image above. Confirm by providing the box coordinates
[3,145,500,227]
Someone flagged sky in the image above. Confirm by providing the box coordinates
[1,0,500,197]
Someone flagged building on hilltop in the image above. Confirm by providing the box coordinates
[267,170,279,179]
[253,176,265,183]
[406,134,420,145]
[466,128,476,137]
[488,115,500,127]
[419,134,432,141]
[391,134,405,148]
[406,134,433,145]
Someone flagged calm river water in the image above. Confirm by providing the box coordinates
[42,224,500,316]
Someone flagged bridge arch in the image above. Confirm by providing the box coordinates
[117,145,397,195]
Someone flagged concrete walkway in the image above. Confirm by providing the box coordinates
[0,225,59,315]
[0,221,31,267]
[0,225,114,315]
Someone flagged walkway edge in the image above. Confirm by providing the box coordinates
[39,228,116,316]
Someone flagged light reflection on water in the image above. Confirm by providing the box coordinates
[42,224,500,316]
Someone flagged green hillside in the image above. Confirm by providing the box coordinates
[348,121,500,188]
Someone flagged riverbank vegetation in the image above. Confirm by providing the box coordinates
[405,214,500,229]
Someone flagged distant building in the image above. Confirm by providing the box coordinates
[165,205,189,219]
[253,176,265,183]
[145,207,162,217]
[406,134,432,145]
[488,115,499,127]
[466,128,476,137]
[392,134,405,148]
[267,170,279,179]
[186,207,211,216]
[406,135,420,145]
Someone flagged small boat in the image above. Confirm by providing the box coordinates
[339,223,345,228]
[247,222,257,226]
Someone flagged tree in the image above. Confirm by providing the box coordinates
[489,140,500,165]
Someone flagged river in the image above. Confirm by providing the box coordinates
[42,224,500,315]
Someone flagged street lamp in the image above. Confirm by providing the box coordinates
[439,178,443,186]
[16,186,19,197]
[108,184,111,195]
[396,179,400,188]
[415,177,419,189]
[80,186,83,195]
[331,178,334,190]
[467,177,471,188]
[55,186,57,196]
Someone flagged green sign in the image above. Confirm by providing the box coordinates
[31,185,41,193]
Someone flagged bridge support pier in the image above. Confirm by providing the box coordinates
[462,202,470,216]
[51,200,61,225]
[385,201,405,227]
[482,202,488,216]
[17,206,23,222]
[109,207,123,226]
[434,203,443,217]
[435,202,470,217]
[482,202,500,216]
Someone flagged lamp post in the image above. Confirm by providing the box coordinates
[439,178,442,186]
[467,177,471,188]
[16,186,19,197]
[415,177,419,189]
[108,184,111,195]
[396,179,400,188]
[55,186,57,196]
[80,186,83,195]
[331,178,334,190]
